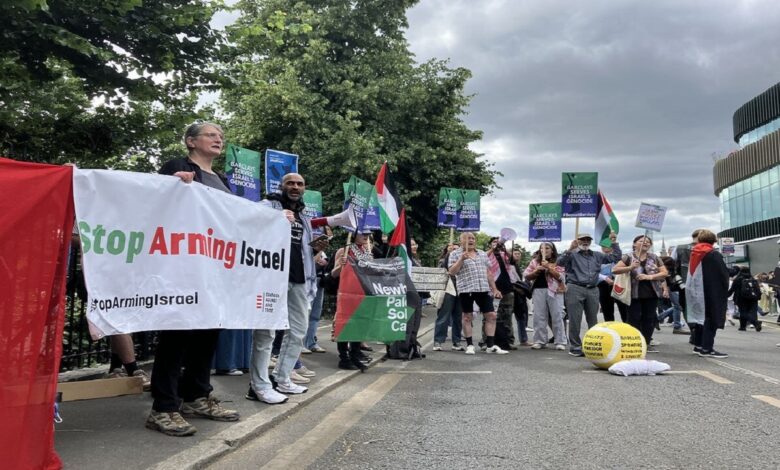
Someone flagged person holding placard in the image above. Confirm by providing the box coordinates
[557,232,621,357]
[523,243,567,350]
[612,235,668,352]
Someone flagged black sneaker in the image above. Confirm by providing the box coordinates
[756,322,763,332]
[568,350,585,357]
[692,346,702,354]
[707,350,729,358]
[646,345,659,353]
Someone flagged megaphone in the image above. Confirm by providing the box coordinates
[499,227,517,243]
[326,206,358,231]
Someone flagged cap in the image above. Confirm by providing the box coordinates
[576,233,593,240]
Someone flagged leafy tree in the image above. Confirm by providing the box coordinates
[221,0,498,248]
[0,0,223,167]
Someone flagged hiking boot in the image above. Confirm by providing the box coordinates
[181,395,239,422]
[145,411,196,437]
[295,365,316,377]
[245,386,288,405]
[338,359,358,370]
[276,380,308,394]
[132,369,151,392]
[107,368,127,378]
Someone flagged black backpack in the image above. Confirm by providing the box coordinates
[740,278,761,301]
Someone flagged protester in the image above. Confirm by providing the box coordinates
[671,229,702,331]
[246,172,329,404]
[524,242,567,350]
[331,231,375,370]
[685,229,729,358]
[613,235,668,352]
[657,256,688,334]
[213,330,252,376]
[487,237,518,350]
[106,335,151,391]
[304,248,330,353]
[597,245,628,323]
[557,232,621,357]
[728,266,763,332]
[448,232,508,355]
[146,122,239,437]
[433,243,464,351]
[511,248,533,346]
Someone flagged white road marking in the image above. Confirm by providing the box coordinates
[707,359,780,385]
[395,370,492,374]
[261,373,405,470]
[752,395,780,409]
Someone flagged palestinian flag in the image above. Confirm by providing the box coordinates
[684,243,713,326]
[374,162,402,234]
[389,208,412,273]
[334,257,420,342]
[595,190,619,247]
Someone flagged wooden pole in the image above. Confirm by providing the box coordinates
[449,227,455,245]
[574,217,580,237]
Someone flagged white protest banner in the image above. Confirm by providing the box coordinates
[634,203,667,232]
[73,169,291,338]
[720,237,735,255]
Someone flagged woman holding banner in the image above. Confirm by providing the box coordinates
[523,243,567,350]
[448,232,508,355]
[612,235,668,353]
[331,231,375,371]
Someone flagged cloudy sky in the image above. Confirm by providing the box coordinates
[404,0,780,250]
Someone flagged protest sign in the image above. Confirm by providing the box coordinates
[302,190,323,235]
[224,144,261,201]
[343,176,374,232]
[562,172,598,217]
[334,257,421,342]
[437,187,463,228]
[635,203,667,232]
[457,189,481,232]
[364,189,382,231]
[410,267,450,292]
[529,203,563,242]
[264,149,298,195]
[720,237,735,255]
[73,169,291,338]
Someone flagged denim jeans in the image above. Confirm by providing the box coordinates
[434,293,462,344]
[249,329,274,391]
[272,283,309,383]
[304,286,325,349]
[657,291,683,328]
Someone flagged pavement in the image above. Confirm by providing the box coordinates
[54,309,437,470]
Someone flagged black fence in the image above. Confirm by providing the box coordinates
[61,242,338,372]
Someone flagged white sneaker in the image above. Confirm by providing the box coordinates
[290,370,311,384]
[295,365,316,377]
[255,388,288,404]
[525,327,534,332]
[432,342,443,351]
[276,380,308,394]
[465,345,476,355]
[531,343,543,350]
[301,347,312,355]
[486,345,509,355]
[555,344,566,351]
[650,339,660,346]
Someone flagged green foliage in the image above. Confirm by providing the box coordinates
[221,0,497,250]
[0,0,223,167]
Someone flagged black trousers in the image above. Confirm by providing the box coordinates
[738,303,760,329]
[692,321,719,351]
[628,297,657,344]
[598,282,628,322]
[151,329,221,412]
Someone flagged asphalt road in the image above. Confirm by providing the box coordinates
[210,318,780,470]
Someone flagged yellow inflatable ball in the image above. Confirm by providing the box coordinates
[582,322,646,369]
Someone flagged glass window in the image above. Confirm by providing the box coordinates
[761,186,771,220]
[732,196,742,227]
[744,194,754,225]
[723,198,731,229]
[734,180,743,197]
[752,174,761,191]
[721,186,729,201]
[760,170,770,188]
[753,190,763,222]
[771,182,780,219]
[772,166,780,184]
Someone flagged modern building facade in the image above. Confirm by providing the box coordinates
[714,82,780,273]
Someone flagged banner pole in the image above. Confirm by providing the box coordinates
[575,217,580,237]
[449,227,454,244]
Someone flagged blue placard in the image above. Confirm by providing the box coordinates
[264,149,299,195]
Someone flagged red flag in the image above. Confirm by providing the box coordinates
[0,157,73,470]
